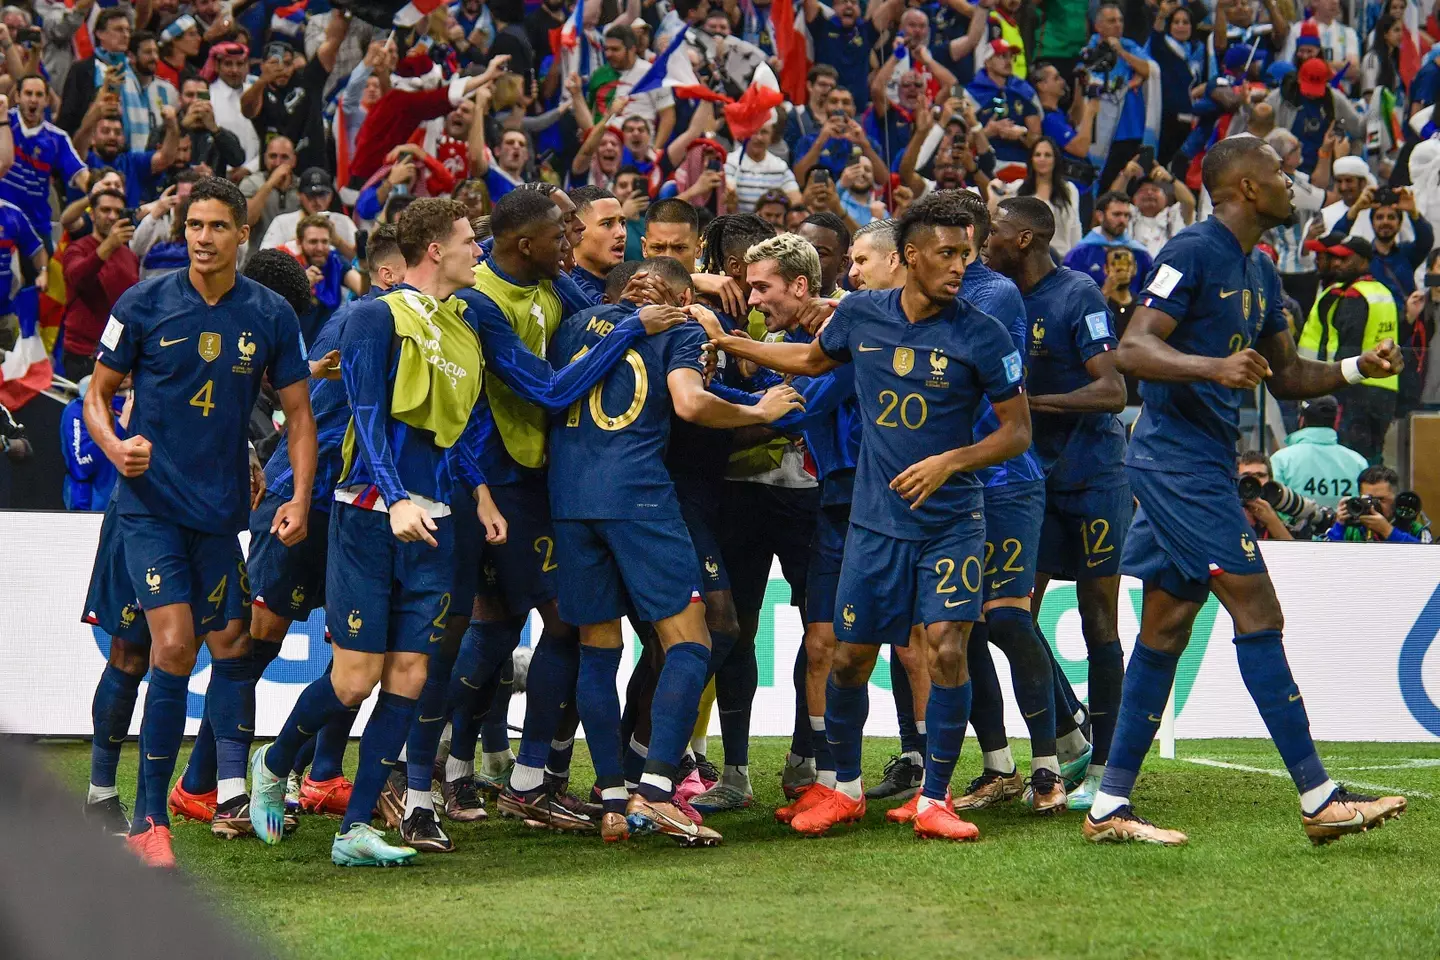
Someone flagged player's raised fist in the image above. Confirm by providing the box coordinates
[1359,338,1403,379]
[1213,348,1270,389]
[115,435,152,477]
[638,303,687,333]
[755,384,804,422]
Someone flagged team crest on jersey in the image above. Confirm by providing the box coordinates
[892,346,914,376]
[198,332,221,362]
[841,604,856,629]
[1240,533,1257,562]
[291,585,305,608]
[120,603,137,627]
[1242,290,1252,321]
[145,568,161,593]
[705,557,719,578]
[926,350,949,388]
[347,610,363,637]
[234,332,257,373]
[1030,318,1045,353]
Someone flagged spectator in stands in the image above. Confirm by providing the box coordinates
[1270,395,1370,509]
[242,26,344,172]
[60,187,138,381]
[1031,61,1098,191]
[57,9,153,151]
[1284,0,1361,93]
[868,55,957,174]
[792,86,889,187]
[0,187,46,353]
[783,65,839,161]
[1211,0,1291,73]
[129,29,180,131]
[1149,2,1203,165]
[1238,451,1294,540]
[1326,465,1430,542]
[177,76,244,178]
[1331,186,1433,310]
[1084,4,1153,188]
[1269,55,1363,178]
[804,0,898,115]
[1404,252,1440,411]
[605,25,676,149]
[291,213,362,344]
[261,167,357,260]
[207,41,259,175]
[1265,127,1328,314]
[61,375,125,510]
[990,136,1083,257]
[1062,190,1153,292]
[132,183,194,280]
[726,119,800,214]
[611,165,649,260]
[76,107,180,208]
[1111,158,1194,257]
[966,39,1041,175]
[154,14,201,89]
[240,135,298,250]
[754,189,792,230]
[1299,235,1399,463]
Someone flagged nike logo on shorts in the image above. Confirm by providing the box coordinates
[943,598,971,608]
[1289,692,1302,702]
[1219,289,1238,299]
[991,577,1015,590]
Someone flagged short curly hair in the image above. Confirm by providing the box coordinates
[244,248,313,318]
[187,175,248,229]
[894,190,976,268]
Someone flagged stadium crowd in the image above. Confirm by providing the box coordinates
[0,0,1421,869]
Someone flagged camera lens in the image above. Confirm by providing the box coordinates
[1238,475,1262,502]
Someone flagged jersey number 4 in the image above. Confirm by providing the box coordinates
[565,347,648,432]
[190,380,216,417]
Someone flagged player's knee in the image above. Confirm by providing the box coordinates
[206,623,251,660]
[109,639,149,676]
[330,657,383,706]
[927,635,969,687]
[830,645,873,687]
[249,605,290,644]
[149,635,198,675]
[380,653,429,699]
[803,624,836,667]
[705,593,739,637]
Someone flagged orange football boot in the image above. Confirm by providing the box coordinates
[168,781,217,823]
[790,788,866,836]
[776,782,833,824]
[913,801,980,842]
[126,817,177,868]
[299,775,354,816]
[887,788,953,824]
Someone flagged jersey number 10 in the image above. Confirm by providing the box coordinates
[565,347,649,432]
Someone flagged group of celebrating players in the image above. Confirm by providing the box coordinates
[77,133,1407,871]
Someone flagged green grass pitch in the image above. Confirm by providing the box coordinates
[39,737,1440,959]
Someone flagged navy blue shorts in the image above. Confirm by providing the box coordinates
[554,517,701,626]
[678,482,730,597]
[118,513,247,636]
[981,480,1044,603]
[805,501,850,625]
[1039,479,1133,581]
[83,503,150,644]
[719,481,818,616]
[456,482,558,619]
[833,521,985,646]
[248,493,330,620]
[325,503,454,655]
[1121,466,1267,602]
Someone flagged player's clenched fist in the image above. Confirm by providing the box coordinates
[272,498,310,546]
[1359,337,1403,379]
[113,434,152,477]
[755,384,804,422]
[390,498,439,547]
[1213,348,1271,389]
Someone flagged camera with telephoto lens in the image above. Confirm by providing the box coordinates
[1077,42,1119,76]
[1342,495,1377,523]
[1259,480,1335,538]
[1238,475,1263,502]
[1395,491,1423,526]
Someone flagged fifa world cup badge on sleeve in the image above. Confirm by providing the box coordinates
[1085,311,1111,340]
[1147,264,1183,298]
[1002,351,1023,385]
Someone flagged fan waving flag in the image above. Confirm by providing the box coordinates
[724,62,785,140]
[629,28,733,103]
[1401,0,1434,87]
[392,0,446,28]
[270,0,308,38]
[771,0,810,104]
[0,288,52,409]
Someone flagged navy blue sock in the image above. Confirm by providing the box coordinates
[577,645,624,808]
[517,631,579,770]
[181,704,217,794]
[1043,630,1083,734]
[638,641,710,801]
[342,691,417,833]
[266,673,347,778]
[1098,643,1179,802]
[292,736,317,776]
[251,639,283,680]
[91,665,141,789]
[547,701,578,776]
[406,650,453,792]
[1234,629,1329,793]
[922,681,972,800]
[480,659,513,755]
[136,667,188,829]
[715,632,755,767]
[448,619,522,764]
[623,736,648,785]
[988,607,1057,758]
[205,655,254,786]
[1087,640,1124,766]
[965,624,1009,753]
[889,652,923,756]
[310,706,359,781]
[790,642,810,758]
[825,678,869,784]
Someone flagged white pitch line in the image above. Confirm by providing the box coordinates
[1181,757,1432,799]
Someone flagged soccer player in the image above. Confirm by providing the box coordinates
[702,191,1032,841]
[386,193,691,851]
[1087,136,1406,846]
[642,199,702,265]
[985,196,1132,811]
[569,186,629,303]
[167,249,342,837]
[848,219,905,292]
[249,198,504,867]
[557,255,802,844]
[83,176,317,869]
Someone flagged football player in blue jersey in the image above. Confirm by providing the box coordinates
[247,198,505,867]
[701,191,1032,841]
[986,196,1132,812]
[555,255,803,844]
[83,177,317,869]
[568,186,628,303]
[1087,136,1407,846]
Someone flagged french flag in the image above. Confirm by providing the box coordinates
[552,0,597,80]
[271,0,308,38]
[392,0,447,28]
[0,288,52,409]
[628,28,732,104]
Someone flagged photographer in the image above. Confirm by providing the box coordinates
[1325,465,1432,542]
[1239,452,1295,541]
[1331,185,1434,310]
[1032,61,1099,197]
[1270,395,1369,508]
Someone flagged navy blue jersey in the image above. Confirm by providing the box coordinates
[666,308,747,493]
[1024,266,1126,490]
[1128,218,1287,473]
[818,288,1024,539]
[967,260,1045,488]
[95,271,308,534]
[0,111,85,235]
[568,265,607,307]
[455,277,643,489]
[546,305,706,520]
[334,288,492,508]
[265,292,377,509]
